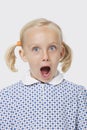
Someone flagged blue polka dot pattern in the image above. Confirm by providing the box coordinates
[0,79,87,129]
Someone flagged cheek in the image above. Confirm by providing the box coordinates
[52,52,61,60]
[51,53,60,67]
[51,56,59,66]
[28,58,39,67]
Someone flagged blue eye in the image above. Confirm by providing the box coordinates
[49,46,56,51]
[33,47,39,52]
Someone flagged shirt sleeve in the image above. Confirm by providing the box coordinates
[0,89,13,129]
[76,86,87,129]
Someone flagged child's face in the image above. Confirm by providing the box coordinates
[20,26,64,82]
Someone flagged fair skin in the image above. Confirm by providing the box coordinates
[20,26,64,83]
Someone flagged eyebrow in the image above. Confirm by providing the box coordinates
[31,41,58,45]
[28,41,59,49]
[48,41,60,47]
[49,41,58,44]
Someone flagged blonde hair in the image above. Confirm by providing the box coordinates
[5,18,72,72]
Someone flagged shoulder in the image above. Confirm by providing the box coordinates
[0,80,24,98]
[61,79,87,95]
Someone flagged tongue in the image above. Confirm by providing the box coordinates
[41,67,50,77]
[42,69,49,74]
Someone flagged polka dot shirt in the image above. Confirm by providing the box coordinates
[0,72,87,130]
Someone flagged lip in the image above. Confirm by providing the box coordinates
[40,66,51,79]
[40,65,50,70]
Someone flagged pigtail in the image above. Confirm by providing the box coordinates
[5,44,17,72]
[60,42,72,72]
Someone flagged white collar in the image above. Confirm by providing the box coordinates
[21,70,64,85]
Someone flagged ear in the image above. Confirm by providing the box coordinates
[19,49,28,62]
[60,45,65,60]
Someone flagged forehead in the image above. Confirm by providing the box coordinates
[23,26,61,43]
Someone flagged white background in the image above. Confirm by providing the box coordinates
[0,0,87,90]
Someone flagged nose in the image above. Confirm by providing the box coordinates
[42,50,49,61]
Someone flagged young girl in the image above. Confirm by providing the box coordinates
[0,18,87,130]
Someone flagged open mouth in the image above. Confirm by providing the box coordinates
[40,66,51,78]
